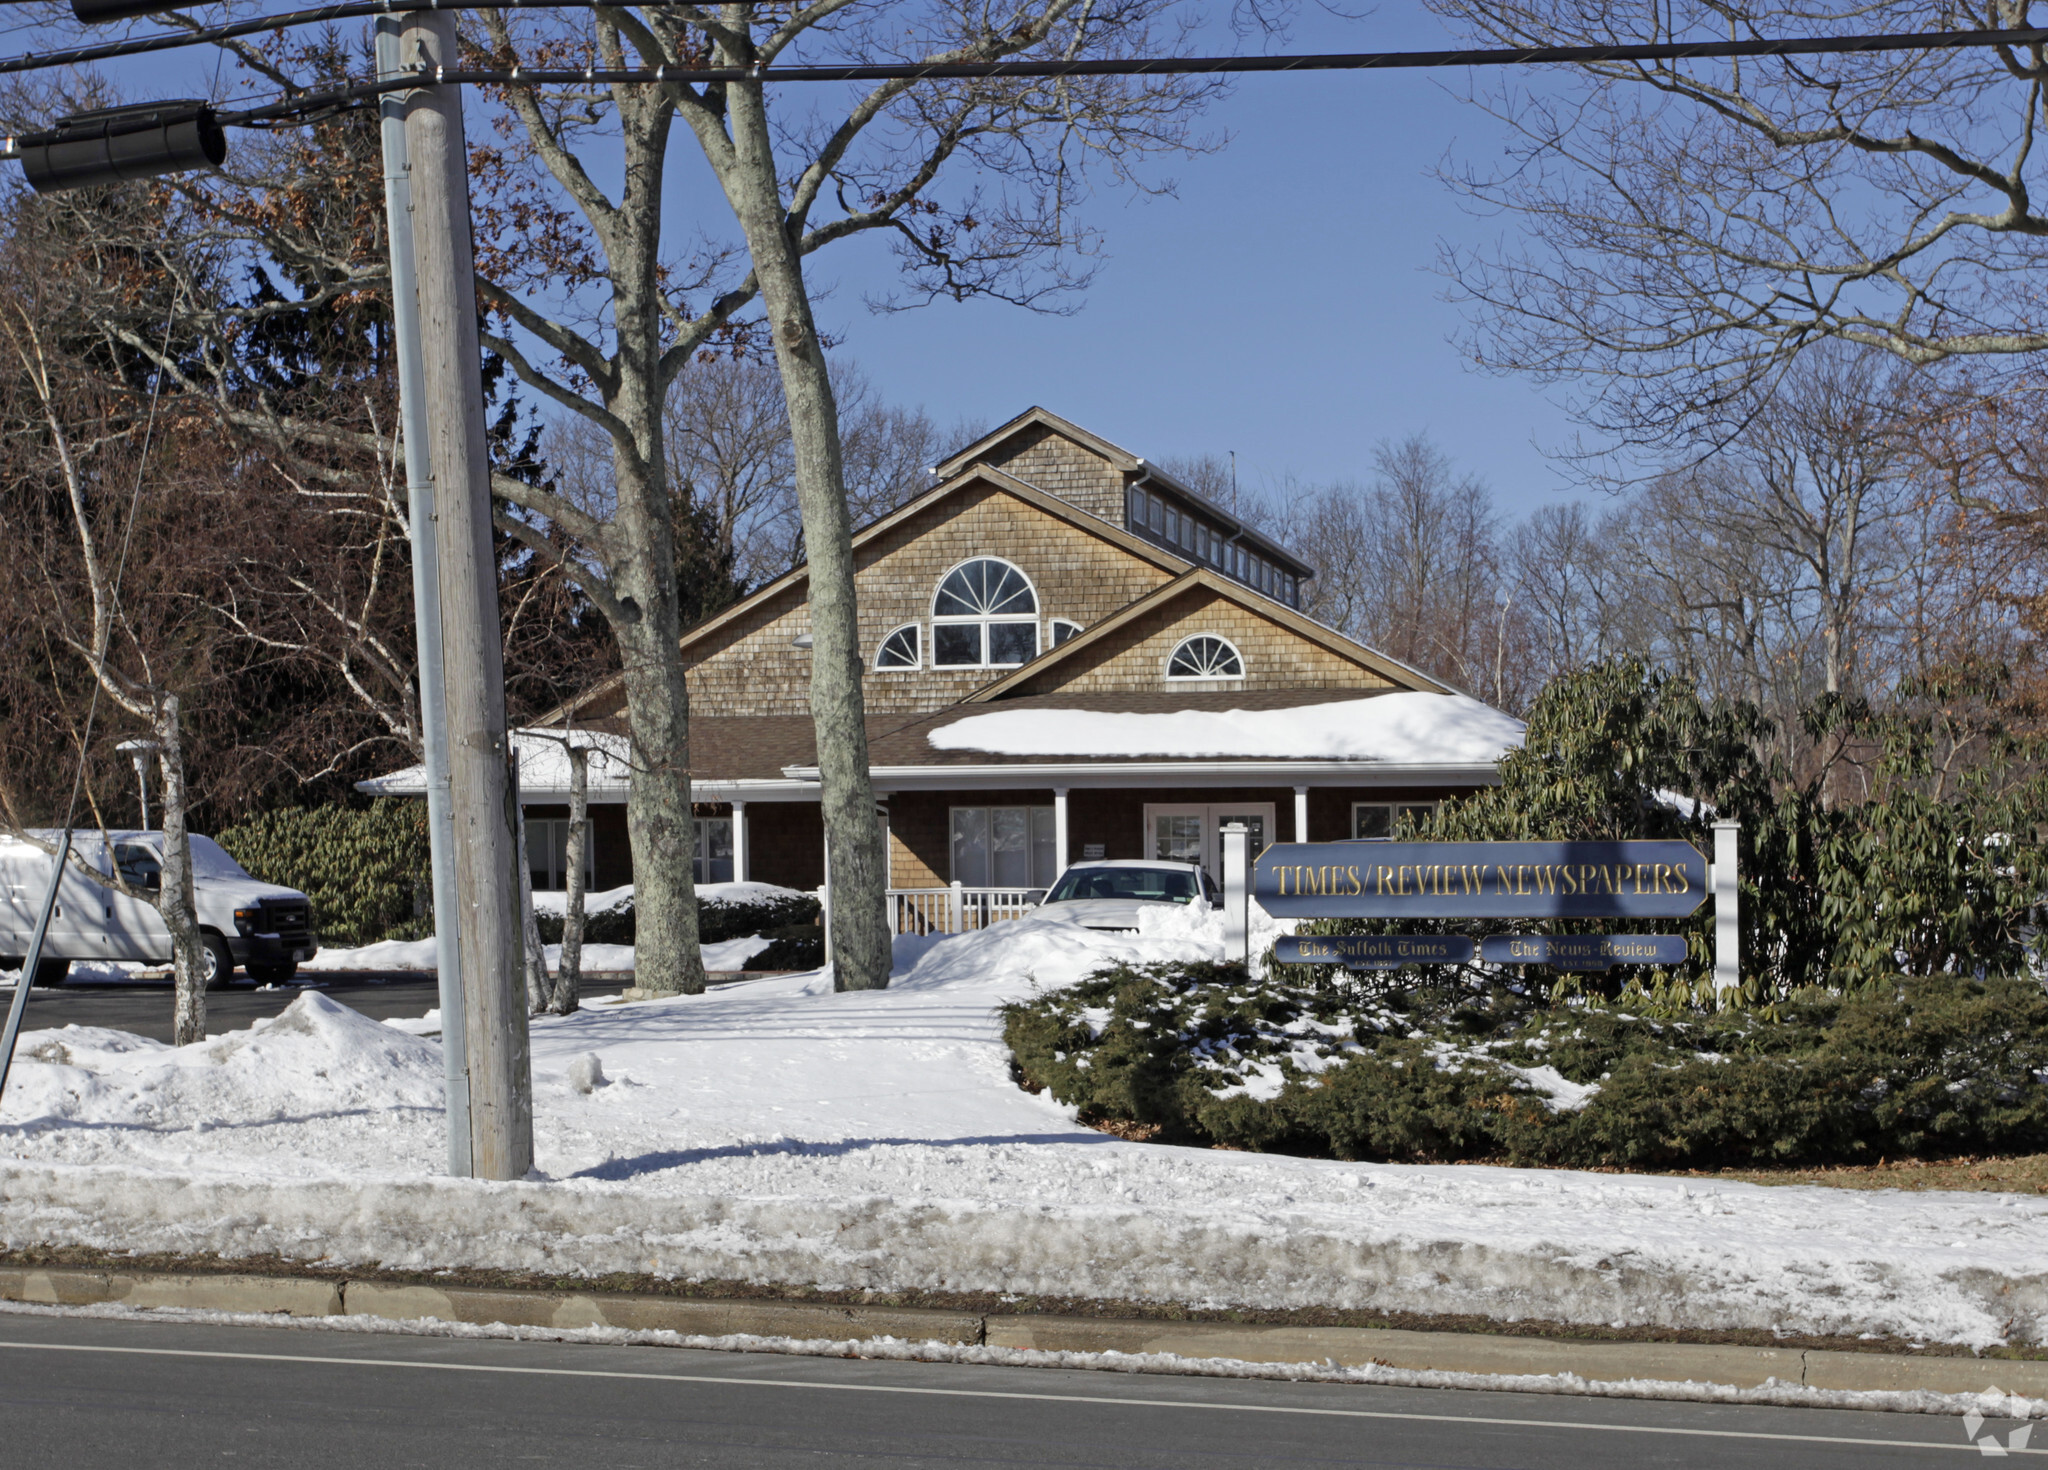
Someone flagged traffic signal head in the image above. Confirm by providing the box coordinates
[18,101,226,192]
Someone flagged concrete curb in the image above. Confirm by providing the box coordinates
[3,1264,2044,1397]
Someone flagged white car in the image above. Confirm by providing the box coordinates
[1036,859,1220,932]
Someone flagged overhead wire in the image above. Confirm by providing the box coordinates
[0,17,2047,121]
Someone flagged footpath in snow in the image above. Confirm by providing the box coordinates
[4,904,2048,1351]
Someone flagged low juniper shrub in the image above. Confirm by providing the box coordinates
[1002,962,2048,1168]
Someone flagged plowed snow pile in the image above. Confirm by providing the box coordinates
[6,904,2048,1352]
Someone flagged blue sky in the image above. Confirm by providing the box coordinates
[798,8,1588,518]
[53,3,1590,518]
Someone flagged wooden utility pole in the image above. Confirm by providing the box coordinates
[376,12,471,1178]
[402,8,532,1179]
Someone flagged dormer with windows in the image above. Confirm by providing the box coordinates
[936,407,1314,610]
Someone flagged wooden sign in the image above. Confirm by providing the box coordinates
[1253,841,1709,919]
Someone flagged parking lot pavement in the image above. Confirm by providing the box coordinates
[0,971,632,1042]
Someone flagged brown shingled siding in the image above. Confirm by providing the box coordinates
[680,481,1175,718]
[972,422,1126,522]
[999,586,1397,698]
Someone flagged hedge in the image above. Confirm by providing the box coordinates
[214,799,430,949]
[533,890,820,954]
[1003,962,2048,1169]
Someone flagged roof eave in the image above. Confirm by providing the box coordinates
[782,759,1507,791]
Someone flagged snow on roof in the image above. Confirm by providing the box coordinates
[357,729,634,797]
[925,692,1524,763]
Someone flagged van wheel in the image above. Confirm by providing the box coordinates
[31,959,68,988]
[246,962,296,984]
[200,933,235,990]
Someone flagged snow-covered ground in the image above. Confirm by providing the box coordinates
[299,935,769,974]
[5,903,2048,1351]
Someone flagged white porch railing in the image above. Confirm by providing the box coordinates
[886,882,1046,935]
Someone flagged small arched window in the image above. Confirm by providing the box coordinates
[874,623,921,670]
[1051,618,1084,648]
[1166,634,1245,681]
[932,558,1039,667]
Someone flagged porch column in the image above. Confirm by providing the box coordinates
[731,801,749,883]
[1294,786,1310,844]
[1053,788,1069,878]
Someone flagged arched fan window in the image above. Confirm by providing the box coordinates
[932,558,1039,667]
[874,623,921,670]
[1051,618,1084,647]
[1165,634,1245,681]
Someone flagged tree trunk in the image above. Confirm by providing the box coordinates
[155,695,206,1046]
[555,744,587,1014]
[720,81,892,992]
[515,805,548,1013]
[601,84,706,1000]
[614,617,706,995]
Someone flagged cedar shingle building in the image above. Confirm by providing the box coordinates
[364,408,1523,904]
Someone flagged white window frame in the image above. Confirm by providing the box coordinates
[874,622,922,670]
[1350,801,1441,841]
[949,804,1059,888]
[1141,802,1276,881]
[930,556,1040,669]
[1164,633,1246,682]
[1050,617,1084,647]
[693,816,734,884]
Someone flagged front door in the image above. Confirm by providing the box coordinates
[1142,803,1276,882]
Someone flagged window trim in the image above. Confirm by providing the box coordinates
[929,556,1042,669]
[1163,633,1247,682]
[1050,618,1084,647]
[873,621,922,671]
[948,803,1059,888]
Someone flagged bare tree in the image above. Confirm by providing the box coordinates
[0,303,229,1044]
[1285,435,1524,702]
[1426,1,2048,458]
[414,0,1229,993]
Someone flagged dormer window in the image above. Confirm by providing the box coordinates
[932,557,1039,666]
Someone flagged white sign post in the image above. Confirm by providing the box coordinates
[1712,820,1740,1000]
[1221,822,1249,965]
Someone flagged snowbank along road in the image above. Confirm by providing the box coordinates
[4,904,2048,1352]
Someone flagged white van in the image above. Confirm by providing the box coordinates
[0,831,318,988]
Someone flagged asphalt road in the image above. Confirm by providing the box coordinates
[1,973,632,1042]
[0,1312,1994,1468]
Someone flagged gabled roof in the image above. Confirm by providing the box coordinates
[932,405,1312,580]
[963,566,1457,703]
[932,405,1144,479]
[543,460,1194,724]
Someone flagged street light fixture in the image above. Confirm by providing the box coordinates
[115,738,159,830]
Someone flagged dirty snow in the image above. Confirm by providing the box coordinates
[925,691,1524,763]
[6,902,2048,1351]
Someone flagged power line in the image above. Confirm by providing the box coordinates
[2,18,2046,105]
[0,0,646,78]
